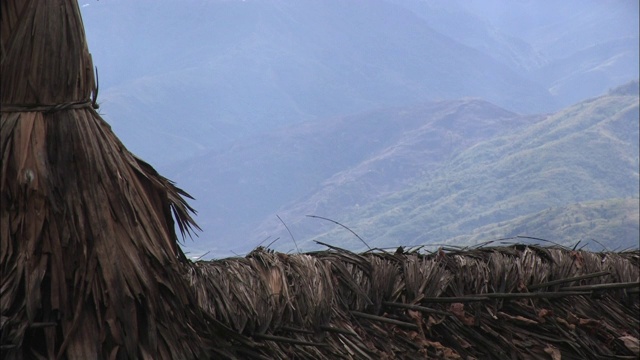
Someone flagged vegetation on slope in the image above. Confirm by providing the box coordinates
[445,198,639,250]
[266,90,639,253]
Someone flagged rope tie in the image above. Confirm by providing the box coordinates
[0,99,98,113]
[1,67,100,114]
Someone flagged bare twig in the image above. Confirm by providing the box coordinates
[277,215,299,253]
[253,333,327,347]
[307,215,371,250]
[528,271,611,290]
[350,311,419,330]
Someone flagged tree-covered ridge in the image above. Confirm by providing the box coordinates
[266,90,639,253]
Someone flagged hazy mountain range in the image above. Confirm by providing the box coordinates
[264,85,639,253]
[82,0,638,164]
[170,83,639,256]
[78,1,639,257]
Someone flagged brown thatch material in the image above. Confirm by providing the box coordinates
[1,1,236,358]
[2,1,639,359]
[190,245,639,359]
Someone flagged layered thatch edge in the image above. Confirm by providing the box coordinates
[1,1,232,358]
[189,244,639,359]
[0,107,229,359]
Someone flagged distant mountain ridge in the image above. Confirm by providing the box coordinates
[445,198,639,251]
[167,98,541,255]
[74,1,639,256]
[81,0,638,168]
[82,0,564,165]
[249,88,639,254]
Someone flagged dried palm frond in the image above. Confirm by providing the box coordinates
[189,245,639,359]
[1,1,221,358]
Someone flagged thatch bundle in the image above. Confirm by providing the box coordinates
[2,1,639,359]
[1,1,233,358]
[190,245,639,359]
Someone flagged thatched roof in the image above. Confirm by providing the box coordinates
[2,1,639,359]
[1,1,226,358]
[189,245,639,359]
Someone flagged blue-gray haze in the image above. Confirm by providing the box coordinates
[80,0,639,258]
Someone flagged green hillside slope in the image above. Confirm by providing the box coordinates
[168,99,537,254]
[446,198,639,250]
[268,90,639,252]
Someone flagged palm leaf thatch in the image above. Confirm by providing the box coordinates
[2,1,639,359]
[190,245,639,359]
[0,1,236,358]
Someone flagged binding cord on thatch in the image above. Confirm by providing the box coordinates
[0,100,95,113]
[1,1,244,358]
